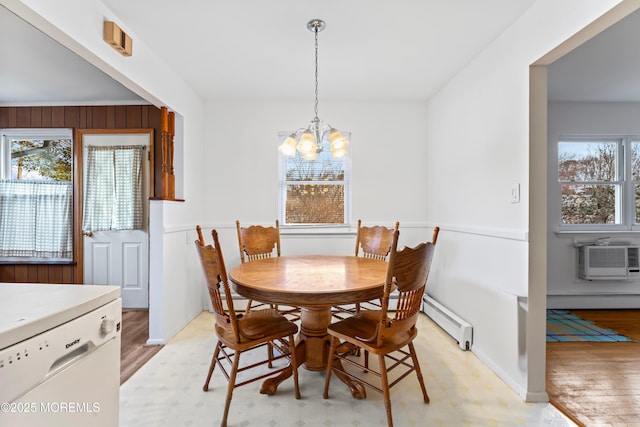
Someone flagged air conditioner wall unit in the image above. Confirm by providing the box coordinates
[577,245,640,280]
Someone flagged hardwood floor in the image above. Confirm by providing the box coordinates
[120,309,163,385]
[546,309,640,426]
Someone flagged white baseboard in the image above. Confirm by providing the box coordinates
[472,344,548,403]
[548,294,640,309]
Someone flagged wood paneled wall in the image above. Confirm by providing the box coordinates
[0,264,76,284]
[0,105,160,130]
[0,104,162,284]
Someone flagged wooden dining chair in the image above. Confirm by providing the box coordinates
[323,226,439,427]
[195,226,300,427]
[332,220,400,319]
[236,220,300,321]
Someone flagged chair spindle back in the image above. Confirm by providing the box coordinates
[355,219,400,261]
[377,228,438,347]
[236,220,281,263]
[195,226,241,343]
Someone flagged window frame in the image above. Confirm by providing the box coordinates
[1,128,73,180]
[556,135,640,232]
[0,128,74,262]
[277,131,352,229]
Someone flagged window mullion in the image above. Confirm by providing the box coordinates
[621,137,632,227]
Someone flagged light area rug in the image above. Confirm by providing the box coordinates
[120,312,576,427]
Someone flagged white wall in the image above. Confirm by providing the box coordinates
[547,101,640,309]
[201,99,434,256]
[3,0,209,344]
[424,0,622,401]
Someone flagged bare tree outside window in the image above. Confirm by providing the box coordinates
[558,141,619,225]
[11,139,72,181]
[629,142,640,223]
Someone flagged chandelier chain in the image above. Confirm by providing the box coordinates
[277,19,348,160]
[314,26,319,121]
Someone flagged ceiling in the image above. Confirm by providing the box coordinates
[547,7,640,102]
[98,0,536,101]
[0,5,144,106]
[1,1,639,106]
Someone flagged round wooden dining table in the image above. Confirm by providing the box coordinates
[229,255,388,399]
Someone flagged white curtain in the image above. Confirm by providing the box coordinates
[83,145,144,232]
[0,180,73,258]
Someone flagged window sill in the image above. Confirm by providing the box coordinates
[554,229,640,236]
[149,197,185,202]
[0,258,74,265]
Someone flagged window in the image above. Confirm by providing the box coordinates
[0,129,73,260]
[557,136,640,230]
[278,132,351,226]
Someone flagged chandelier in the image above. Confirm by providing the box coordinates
[278,19,349,160]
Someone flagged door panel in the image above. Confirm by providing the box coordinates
[89,242,111,284]
[123,240,144,291]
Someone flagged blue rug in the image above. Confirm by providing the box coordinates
[546,309,635,342]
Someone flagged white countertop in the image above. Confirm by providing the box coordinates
[0,283,120,350]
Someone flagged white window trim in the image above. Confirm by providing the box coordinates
[0,128,74,261]
[556,135,640,232]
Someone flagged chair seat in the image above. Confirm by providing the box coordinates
[327,311,417,355]
[215,308,298,348]
[240,308,299,339]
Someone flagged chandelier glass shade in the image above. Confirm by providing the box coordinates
[278,19,349,160]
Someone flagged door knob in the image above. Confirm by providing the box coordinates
[83,231,93,237]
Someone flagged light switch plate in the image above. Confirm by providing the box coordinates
[511,183,520,203]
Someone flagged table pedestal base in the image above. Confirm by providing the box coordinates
[259,306,366,399]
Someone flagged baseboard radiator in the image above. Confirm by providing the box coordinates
[423,294,473,350]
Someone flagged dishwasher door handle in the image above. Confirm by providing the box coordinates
[47,342,95,377]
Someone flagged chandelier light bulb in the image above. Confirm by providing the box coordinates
[302,151,317,161]
[328,128,349,152]
[332,148,348,159]
[296,130,316,154]
[278,134,298,157]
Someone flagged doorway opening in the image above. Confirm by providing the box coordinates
[530,3,640,425]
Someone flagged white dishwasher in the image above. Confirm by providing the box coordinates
[0,283,121,427]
